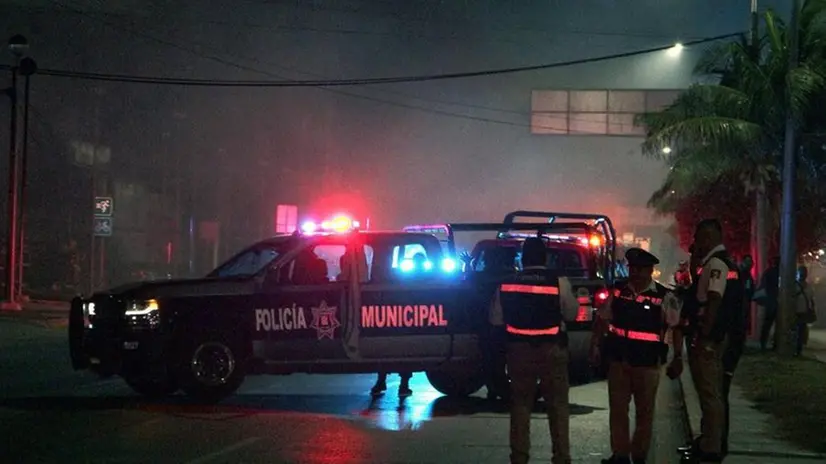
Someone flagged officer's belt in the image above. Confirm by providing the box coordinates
[608,324,662,342]
[506,325,560,336]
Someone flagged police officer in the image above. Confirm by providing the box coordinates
[494,237,579,464]
[679,219,743,463]
[590,248,682,464]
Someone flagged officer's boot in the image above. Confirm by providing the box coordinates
[370,373,387,396]
[398,373,412,397]
[676,436,701,454]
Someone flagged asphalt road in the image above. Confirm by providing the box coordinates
[0,318,688,463]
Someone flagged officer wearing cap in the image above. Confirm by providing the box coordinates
[493,236,579,464]
[590,248,683,464]
[678,219,743,463]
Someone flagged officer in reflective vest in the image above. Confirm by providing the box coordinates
[495,237,579,464]
[591,248,683,464]
[678,219,743,463]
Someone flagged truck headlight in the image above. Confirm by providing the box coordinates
[84,302,96,317]
[125,299,159,316]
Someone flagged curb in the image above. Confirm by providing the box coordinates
[676,342,701,443]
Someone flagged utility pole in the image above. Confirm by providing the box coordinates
[1,35,29,311]
[748,0,768,341]
[776,0,802,356]
[16,60,36,300]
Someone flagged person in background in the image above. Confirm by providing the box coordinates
[759,256,781,351]
[371,372,412,397]
[674,260,692,288]
[794,265,817,357]
[482,247,515,401]
[739,255,755,304]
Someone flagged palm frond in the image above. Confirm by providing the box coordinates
[640,117,763,158]
[789,64,826,119]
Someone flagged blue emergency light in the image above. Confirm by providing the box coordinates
[399,258,457,274]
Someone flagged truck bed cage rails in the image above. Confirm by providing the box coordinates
[404,221,607,256]
[502,210,617,282]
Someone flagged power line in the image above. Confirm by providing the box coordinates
[251,0,706,40]
[48,0,527,116]
[34,1,548,134]
[25,1,726,134]
[4,31,741,87]
[18,4,700,43]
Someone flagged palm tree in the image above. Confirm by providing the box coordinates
[637,3,826,277]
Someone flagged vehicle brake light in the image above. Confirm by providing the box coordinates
[576,306,590,321]
[595,289,609,302]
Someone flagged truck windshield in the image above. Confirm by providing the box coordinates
[208,237,296,278]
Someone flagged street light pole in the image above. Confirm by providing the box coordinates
[1,35,28,312]
[777,0,802,356]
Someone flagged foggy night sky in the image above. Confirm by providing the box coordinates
[0,0,790,249]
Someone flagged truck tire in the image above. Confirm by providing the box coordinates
[124,374,179,398]
[68,297,88,370]
[426,365,486,397]
[177,331,246,403]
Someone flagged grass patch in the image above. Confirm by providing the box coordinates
[734,349,826,453]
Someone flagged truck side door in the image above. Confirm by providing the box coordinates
[356,235,472,362]
[251,237,353,365]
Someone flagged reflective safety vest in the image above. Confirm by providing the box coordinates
[605,280,670,367]
[499,268,563,342]
[682,250,744,342]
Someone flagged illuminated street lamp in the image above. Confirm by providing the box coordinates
[661,146,672,154]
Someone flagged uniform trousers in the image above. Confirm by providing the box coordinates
[721,334,744,454]
[506,341,570,464]
[688,339,725,455]
[607,360,662,460]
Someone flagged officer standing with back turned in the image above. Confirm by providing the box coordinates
[590,248,683,464]
[495,236,579,464]
[679,219,743,463]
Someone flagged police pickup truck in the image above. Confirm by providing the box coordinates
[70,216,494,403]
[68,214,614,403]
[405,211,618,380]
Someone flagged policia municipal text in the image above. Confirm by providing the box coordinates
[491,237,580,464]
[590,247,684,464]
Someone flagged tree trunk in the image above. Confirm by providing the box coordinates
[753,186,770,344]
[755,188,769,279]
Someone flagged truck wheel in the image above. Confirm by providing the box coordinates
[177,332,246,403]
[124,374,179,398]
[426,366,485,397]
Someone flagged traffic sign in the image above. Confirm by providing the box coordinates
[94,196,114,217]
[93,217,113,237]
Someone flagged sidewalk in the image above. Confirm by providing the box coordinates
[0,300,69,328]
[679,348,826,463]
[807,328,826,362]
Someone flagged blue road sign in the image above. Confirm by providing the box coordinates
[93,217,113,237]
